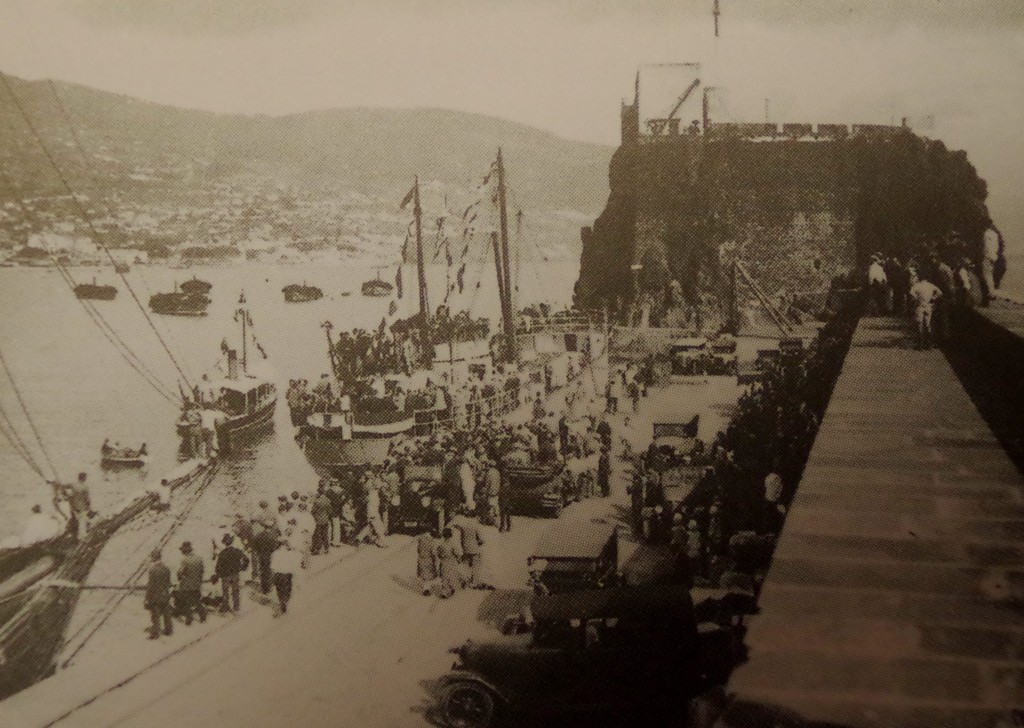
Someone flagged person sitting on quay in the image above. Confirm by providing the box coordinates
[435,526,466,599]
[416,528,439,596]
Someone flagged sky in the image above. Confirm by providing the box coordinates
[0,0,1022,247]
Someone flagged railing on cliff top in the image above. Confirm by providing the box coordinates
[634,120,905,143]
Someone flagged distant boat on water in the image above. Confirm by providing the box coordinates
[73,279,117,300]
[361,271,393,297]
[282,282,323,303]
[149,286,210,316]
[179,276,212,295]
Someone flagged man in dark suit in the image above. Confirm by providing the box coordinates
[145,550,173,639]
[176,541,206,625]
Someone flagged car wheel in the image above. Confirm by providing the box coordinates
[442,681,495,728]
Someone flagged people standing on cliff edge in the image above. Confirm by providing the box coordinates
[910,275,942,350]
[867,254,889,315]
[982,221,1004,305]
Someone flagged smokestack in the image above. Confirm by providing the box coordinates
[227,349,238,380]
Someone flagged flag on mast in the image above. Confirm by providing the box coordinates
[399,184,416,209]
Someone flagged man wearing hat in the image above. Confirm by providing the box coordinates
[144,549,173,639]
[176,541,206,625]
[214,534,248,613]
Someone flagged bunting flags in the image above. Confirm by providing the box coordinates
[446,248,453,268]
[457,264,466,294]
[399,184,416,210]
[220,338,229,354]
[395,267,403,298]
[388,299,398,317]
[378,317,387,335]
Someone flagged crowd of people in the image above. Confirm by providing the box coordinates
[624,310,858,595]
[864,240,995,349]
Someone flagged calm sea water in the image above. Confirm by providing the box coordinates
[0,259,580,538]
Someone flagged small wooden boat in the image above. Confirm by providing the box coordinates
[149,290,210,316]
[73,279,117,300]
[179,276,212,295]
[100,443,148,468]
[282,283,323,303]
[361,272,393,297]
[340,291,352,297]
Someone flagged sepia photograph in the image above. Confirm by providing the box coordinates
[0,1,1022,726]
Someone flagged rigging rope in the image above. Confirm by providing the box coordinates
[0,169,179,405]
[59,461,221,667]
[0,346,60,481]
[0,402,47,479]
[0,71,195,393]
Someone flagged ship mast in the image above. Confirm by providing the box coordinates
[413,176,430,324]
[495,148,516,361]
[238,293,248,373]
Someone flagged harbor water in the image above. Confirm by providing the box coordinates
[0,259,580,539]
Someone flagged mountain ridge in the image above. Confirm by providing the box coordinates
[0,73,613,214]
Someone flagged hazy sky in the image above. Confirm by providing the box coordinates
[1,0,1022,245]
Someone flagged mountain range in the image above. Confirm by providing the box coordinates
[0,74,612,217]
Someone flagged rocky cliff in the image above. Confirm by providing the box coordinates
[575,129,992,330]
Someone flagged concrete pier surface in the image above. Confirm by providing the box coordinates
[719,317,1024,728]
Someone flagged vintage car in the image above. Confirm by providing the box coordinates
[386,464,445,535]
[500,457,566,517]
[438,584,737,728]
[527,520,617,595]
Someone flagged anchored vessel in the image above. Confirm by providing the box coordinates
[360,271,394,297]
[149,287,210,317]
[178,276,212,295]
[294,151,537,474]
[282,282,324,303]
[177,294,277,443]
[73,279,117,300]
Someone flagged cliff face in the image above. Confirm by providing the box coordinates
[575,130,992,329]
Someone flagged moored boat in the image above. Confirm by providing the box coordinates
[149,290,210,316]
[176,294,277,448]
[73,279,117,300]
[282,282,323,303]
[179,276,212,295]
[99,440,149,468]
[361,273,393,297]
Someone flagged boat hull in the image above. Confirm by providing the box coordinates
[301,435,395,475]
[227,397,277,435]
[100,456,147,468]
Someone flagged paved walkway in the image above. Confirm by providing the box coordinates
[718,317,1024,728]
